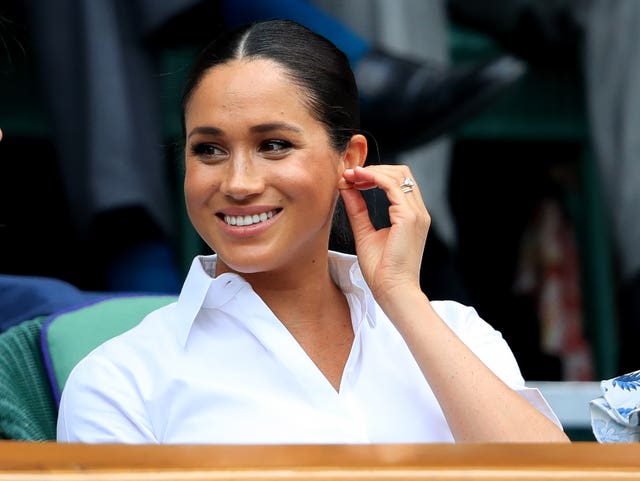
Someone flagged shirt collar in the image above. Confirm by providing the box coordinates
[174,251,377,346]
[174,255,247,346]
[327,251,378,329]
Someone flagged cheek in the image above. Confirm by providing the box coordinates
[290,152,342,187]
[183,170,198,204]
[184,164,215,208]
[273,167,334,202]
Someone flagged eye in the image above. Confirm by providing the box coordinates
[258,139,292,156]
[190,143,227,162]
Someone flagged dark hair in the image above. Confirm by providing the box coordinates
[181,19,360,152]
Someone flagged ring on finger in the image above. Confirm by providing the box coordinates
[400,177,415,193]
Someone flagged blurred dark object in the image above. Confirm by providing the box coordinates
[447,0,583,68]
[356,50,526,153]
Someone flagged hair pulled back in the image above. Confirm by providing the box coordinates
[181,19,360,152]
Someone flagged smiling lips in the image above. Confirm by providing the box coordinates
[223,209,279,226]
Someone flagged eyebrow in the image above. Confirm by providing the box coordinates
[187,122,303,140]
[249,122,303,134]
[187,126,223,140]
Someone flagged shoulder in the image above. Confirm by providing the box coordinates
[428,300,526,388]
[429,299,506,349]
[430,300,497,338]
[88,300,181,367]
[57,305,180,443]
[61,301,182,404]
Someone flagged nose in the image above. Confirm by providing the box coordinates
[220,153,265,200]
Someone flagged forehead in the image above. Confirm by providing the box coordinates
[185,58,313,124]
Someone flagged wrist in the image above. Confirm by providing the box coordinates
[375,284,432,331]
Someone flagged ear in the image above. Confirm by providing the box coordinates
[341,134,367,170]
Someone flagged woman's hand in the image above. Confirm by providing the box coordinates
[341,165,569,443]
[340,165,430,309]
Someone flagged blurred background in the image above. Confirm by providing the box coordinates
[1,0,636,389]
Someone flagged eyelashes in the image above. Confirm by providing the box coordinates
[191,143,226,157]
[189,139,294,162]
[258,139,293,154]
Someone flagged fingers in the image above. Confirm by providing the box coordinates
[343,165,427,213]
[340,187,376,242]
[341,164,431,239]
[341,165,430,300]
[339,168,376,191]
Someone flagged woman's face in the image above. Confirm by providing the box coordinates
[184,59,348,275]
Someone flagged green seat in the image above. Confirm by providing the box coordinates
[0,295,177,441]
[0,317,56,440]
[43,295,177,401]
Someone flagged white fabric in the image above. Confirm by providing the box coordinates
[58,252,560,443]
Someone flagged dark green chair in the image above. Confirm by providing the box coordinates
[0,317,57,440]
[0,295,177,441]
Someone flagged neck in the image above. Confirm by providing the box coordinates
[217,250,347,331]
[256,253,341,328]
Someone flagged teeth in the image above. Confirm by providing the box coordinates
[224,210,277,226]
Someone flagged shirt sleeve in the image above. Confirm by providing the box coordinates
[57,348,158,443]
[431,300,563,429]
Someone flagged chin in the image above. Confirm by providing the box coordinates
[215,249,284,276]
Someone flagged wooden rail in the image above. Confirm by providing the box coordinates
[0,442,638,480]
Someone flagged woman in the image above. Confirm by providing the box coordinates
[57,19,568,443]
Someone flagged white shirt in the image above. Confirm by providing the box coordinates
[57,252,560,443]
